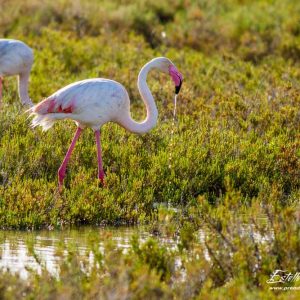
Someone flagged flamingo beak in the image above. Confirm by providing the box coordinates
[175,79,183,94]
[169,65,183,94]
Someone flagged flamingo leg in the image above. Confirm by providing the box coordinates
[0,77,3,105]
[95,130,105,184]
[58,127,82,190]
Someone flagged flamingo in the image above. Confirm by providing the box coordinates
[0,39,34,107]
[28,57,183,190]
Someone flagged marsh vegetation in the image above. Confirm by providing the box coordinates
[0,0,299,298]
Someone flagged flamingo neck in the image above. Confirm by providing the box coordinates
[121,61,158,134]
[18,72,32,106]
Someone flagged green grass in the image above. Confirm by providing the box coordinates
[0,0,299,298]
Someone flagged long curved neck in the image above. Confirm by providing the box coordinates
[120,61,158,134]
[18,72,32,106]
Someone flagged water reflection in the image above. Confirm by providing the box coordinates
[0,217,272,279]
[0,227,169,279]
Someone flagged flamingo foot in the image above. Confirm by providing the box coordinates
[98,171,105,186]
[58,168,66,191]
[58,184,63,193]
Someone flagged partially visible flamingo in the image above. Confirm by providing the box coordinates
[28,57,183,190]
[0,39,34,107]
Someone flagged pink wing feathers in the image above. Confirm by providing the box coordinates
[29,95,77,131]
[33,96,75,115]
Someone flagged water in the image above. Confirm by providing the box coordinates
[0,217,272,279]
[168,94,178,170]
[0,227,178,279]
[173,94,178,119]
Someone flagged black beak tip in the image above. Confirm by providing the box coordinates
[175,80,183,94]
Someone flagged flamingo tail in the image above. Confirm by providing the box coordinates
[27,97,74,131]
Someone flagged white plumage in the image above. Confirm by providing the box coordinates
[30,78,129,131]
[28,57,183,189]
[0,39,34,106]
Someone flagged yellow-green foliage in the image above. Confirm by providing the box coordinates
[0,0,299,297]
[0,0,299,223]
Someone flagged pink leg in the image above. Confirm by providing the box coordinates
[0,77,2,104]
[58,127,82,189]
[95,130,105,184]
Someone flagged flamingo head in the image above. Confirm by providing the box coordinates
[151,57,183,94]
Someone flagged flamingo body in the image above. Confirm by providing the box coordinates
[0,39,33,106]
[29,57,183,189]
[32,79,129,130]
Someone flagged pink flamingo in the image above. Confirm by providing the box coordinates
[0,39,34,107]
[28,57,183,190]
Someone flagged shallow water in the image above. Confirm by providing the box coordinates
[0,226,178,279]
[0,216,272,279]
